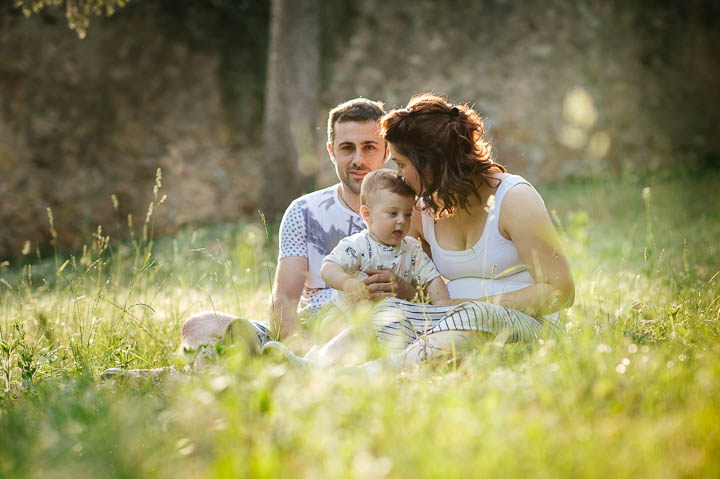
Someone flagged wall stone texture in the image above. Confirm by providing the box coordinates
[321,0,720,185]
[1,0,718,260]
[0,2,267,260]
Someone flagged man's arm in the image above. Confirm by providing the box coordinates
[363,268,418,300]
[269,256,308,340]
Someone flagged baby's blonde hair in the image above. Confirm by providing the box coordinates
[360,168,416,206]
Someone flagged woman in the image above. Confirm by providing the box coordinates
[370,93,574,366]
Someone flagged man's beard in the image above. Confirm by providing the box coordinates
[340,168,368,195]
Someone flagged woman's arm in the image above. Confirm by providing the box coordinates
[453,184,574,315]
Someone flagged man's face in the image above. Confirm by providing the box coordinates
[328,121,388,195]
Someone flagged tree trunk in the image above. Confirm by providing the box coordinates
[261,0,320,219]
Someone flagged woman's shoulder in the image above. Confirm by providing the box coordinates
[498,175,547,226]
[409,202,430,237]
[485,172,536,199]
[491,172,530,188]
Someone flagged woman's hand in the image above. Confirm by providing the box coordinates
[363,268,417,300]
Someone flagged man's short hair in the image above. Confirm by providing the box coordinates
[327,98,385,144]
[360,168,416,206]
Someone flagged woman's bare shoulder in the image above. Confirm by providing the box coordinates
[498,181,549,238]
[502,182,545,210]
[491,172,513,181]
[486,172,511,189]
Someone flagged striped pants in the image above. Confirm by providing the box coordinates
[371,298,561,353]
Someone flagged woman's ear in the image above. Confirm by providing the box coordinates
[360,205,371,224]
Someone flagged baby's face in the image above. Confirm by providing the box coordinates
[363,190,415,246]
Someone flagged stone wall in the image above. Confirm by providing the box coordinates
[0,1,268,259]
[320,0,720,185]
[1,0,718,260]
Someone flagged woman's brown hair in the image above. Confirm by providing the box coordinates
[380,93,506,219]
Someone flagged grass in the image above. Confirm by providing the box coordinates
[1,169,719,478]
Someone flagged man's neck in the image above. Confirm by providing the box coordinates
[338,184,360,213]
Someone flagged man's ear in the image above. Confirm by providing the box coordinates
[360,205,371,223]
[383,143,390,163]
[327,141,335,162]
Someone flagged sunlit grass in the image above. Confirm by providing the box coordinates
[1,170,719,478]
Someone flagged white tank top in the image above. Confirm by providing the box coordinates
[421,174,536,299]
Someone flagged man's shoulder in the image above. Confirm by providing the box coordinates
[289,184,339,209]
[339,229,369,245]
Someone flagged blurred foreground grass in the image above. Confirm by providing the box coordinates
[1,170,719,478]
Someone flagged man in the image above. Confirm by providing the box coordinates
[179,98,416,355]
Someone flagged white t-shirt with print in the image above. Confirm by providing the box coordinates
[323,230,441,307]
[278,183,366,314]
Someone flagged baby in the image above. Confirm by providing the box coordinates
[321,168,450,306]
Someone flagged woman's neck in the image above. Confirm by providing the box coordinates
[435,175,500,222]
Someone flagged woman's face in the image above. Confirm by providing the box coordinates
[389,144,422,195]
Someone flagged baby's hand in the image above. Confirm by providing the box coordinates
[343,278,370,303]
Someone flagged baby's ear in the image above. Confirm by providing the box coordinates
[360,205,371,222]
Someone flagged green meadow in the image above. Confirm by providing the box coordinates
[1,169,719,478]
